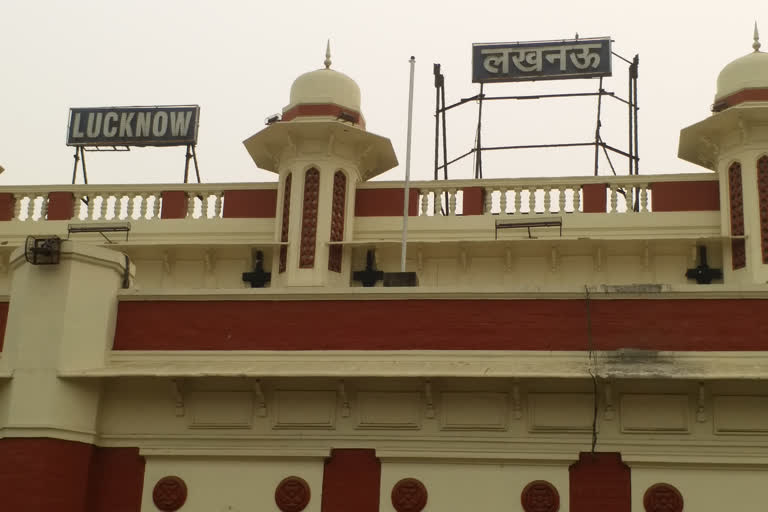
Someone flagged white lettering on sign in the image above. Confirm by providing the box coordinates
[136,112,151,137]
[170,111,192,137]
[119,112,134,137]
[86,112,103,137]
[152,112,168,136]
[103,112,118,137]
[72,113,84,138]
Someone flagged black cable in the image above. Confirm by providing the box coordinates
[585,285,598,454]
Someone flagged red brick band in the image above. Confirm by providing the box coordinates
[320,449,380,512]
[0,439,144,512]
[569,453,630,512]
[114,298,768,351]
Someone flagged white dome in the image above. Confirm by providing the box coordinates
[716,50,768,100]
[287,68,361,113]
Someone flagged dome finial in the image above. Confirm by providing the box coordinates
[324,40,332,69]
[754,22,761,52]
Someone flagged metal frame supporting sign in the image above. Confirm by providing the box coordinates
[65,105,202,184]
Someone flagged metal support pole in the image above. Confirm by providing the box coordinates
[191,145,202,183]
[401,56,416,273]
[628,62,634,175]
[184,145,192,183]
[441,78,449,181]
[433,64,441,181]
[593,77,604,176]
[71,147,80,184]
[632,55,640,175]
[80,147,88,184]
[475,83,484,179]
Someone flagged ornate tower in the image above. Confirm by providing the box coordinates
[244,44,398,287]
[679,25,768,285]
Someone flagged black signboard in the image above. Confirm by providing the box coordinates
[472,38,612,83]
[67,105,200,147]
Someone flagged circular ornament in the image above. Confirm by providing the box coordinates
[391,478,428,512]
[152,476,188,511]
[643,483,683,512]
[521,480,560,512]
[275,476,311,512]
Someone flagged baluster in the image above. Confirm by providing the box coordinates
[13,194,23,221]
[433,189,443,216]
[124,194,133,219]
[558,186,566,213]
[186,192,196,219]
[514,187,523,214]
[138,193,149,219]
[609,185,618,213]
[483,188,493,215]
[214,192,223,218]
[573,186,582,213]
[543,186,552,214]
[640,184,649,212]
[448,189,456,215]
[150,193,159,219]
[41,194,50,220]
[104,193,113,219]
[529,187,538,213]
[499,188,508,215]
[33,195,42,221]
[627,185,636,213]
[93,192,103,219]
[72,193,82,220]
[81,193,93,220]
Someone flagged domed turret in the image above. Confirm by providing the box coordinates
[713,24,768,111]
[281,42,365,127]
[288,69,361,113]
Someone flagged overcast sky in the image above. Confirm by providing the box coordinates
[0,1,763,185]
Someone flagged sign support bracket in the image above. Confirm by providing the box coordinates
[183,144,202,183]
[71,146,89,185]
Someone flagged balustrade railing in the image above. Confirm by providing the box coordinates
[356,174,716,217]
[3,183,277,222]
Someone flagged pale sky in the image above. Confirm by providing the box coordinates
[0,0,764,185]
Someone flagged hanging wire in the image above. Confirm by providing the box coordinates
[585,285,599,454]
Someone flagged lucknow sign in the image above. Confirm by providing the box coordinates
[472,37,612,83]
[66,105,200,147]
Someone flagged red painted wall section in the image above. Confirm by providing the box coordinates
[462,187,484,215]
[321,449,380,512]
[582,184,607,213]
[716,88,768,110]
[569,452,631,512]
[0,193,15,220]
[355,189,419,216]
[113,299,768,351]
[0,438,93,512]
[282,104,365,129]
[160,191,188,219]
[651,181,720,212]
[87,447,145,512]
[0,439,145,512]
[222,189,278,218]
[0,301,8,352]
[48,192,76,220]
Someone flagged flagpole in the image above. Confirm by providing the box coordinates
[401,56,416,272]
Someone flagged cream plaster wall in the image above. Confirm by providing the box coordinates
[380,461,570,512]
[141,457,325,512]
[631,466,768,511]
